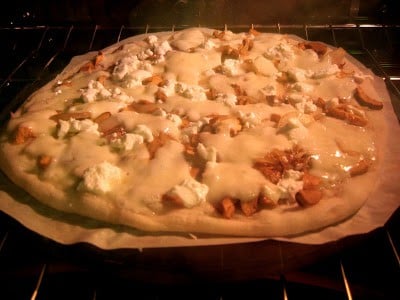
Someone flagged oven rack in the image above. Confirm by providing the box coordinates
[0,23,399,299]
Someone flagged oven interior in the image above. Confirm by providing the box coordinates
[0,1,399,299]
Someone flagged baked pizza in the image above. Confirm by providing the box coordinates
[0,27,390,237]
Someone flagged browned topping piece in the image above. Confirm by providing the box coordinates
[238,38,254,56]
[336,70,355,79]
[354,87,383,110]
[189,167,201,179]
[97,74,108,85]
[254,146,311,183]
[213,30,225,39]
[253,163,282,184]
[79,62,95,73]
[146,132,175,159]
[346,112,368,127]
[349,159,370,177]
[155,89,168,102]
[270,113,281,123]
[237,95,258,105]
[79,51,104,73]
[93,112,112,124]
[50,111,92,122]
[162,193,184,207]
[296,189,323,206]
[313,97,326,109]
[298,41,328,56]
[126,100,159,114]
[142,74,163,86]
[37,155,52,169]
[206,88,218,100]
[326,105,347,120]
[231,83,246,96]
[302,172,322,190]
[258,194,277,208]
[221,45,240,62]
[276,72,290,83]
[326,104,368,127]
[240,198,258,216]
[13,126,35,144]
[94,51,104,66]
[209,115,242,136]
[218,197,236,219]
[103,125,126,141]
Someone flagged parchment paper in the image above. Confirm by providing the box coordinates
[0,32,399,249]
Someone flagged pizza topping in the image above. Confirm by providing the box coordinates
[110,133,144,151]
[240,197,258,216]
[276,169,304,201]
[13,125,35,144]
[348,159,371,177]
[112,55,153,83]
[37,154,52,170]
[163,177,209,208]
[93,111,112,124]
[78,161,123,194]
[50,111,92,122]
[302,172,322,190]
[175,82,208,101]
[208,115,243,136]
[298,41,328,56]
[254,147,311,184]
[81,80,112,103]
[146,132,175,159]
[57,118,100,139]
[217,196,236,219]
[79,51,104,73]
[326,104,368,126]
[354,86,383,110]
[295,189,323,206]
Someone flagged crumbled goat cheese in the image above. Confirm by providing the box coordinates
[221,58,240,76]
[58,118,100,139]
[277,170,304,200]
[112,55,153,82]
[110,133,144,151]
[263,42,295,60]
[79,161,123,194]
[215,93,237,107]
[237,111,262,128]
[166,177,209,208]
[175,82,207,101]
[81,80,112,103]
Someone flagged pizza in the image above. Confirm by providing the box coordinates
[0,27,390,238]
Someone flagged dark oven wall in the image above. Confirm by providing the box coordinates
[1,0,399,27]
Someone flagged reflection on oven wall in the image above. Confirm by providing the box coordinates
[1,0,399,27]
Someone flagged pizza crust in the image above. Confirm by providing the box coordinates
[0,27,395,239]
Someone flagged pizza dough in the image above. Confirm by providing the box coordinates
[0,27,392,238]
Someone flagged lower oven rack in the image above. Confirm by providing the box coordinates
[0,23,399,299]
